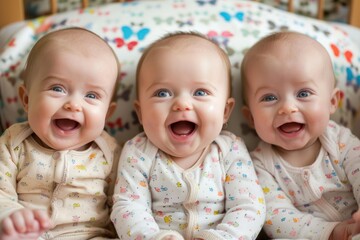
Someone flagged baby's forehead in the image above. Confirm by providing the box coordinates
[25,29,119,81]
[144,36,228,70]
[153,35,220,53]
[247,36,329,67]
[254,33,325,54]
[143,41,229,79]
[48,33,106,52]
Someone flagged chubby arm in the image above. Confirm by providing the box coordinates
[254,159,337,240]
[0,133,24,222]
[342,132,360,208]
[336,129,360,240]
[105,142,121,207]
[195,137,266,240]
[111,139,182,240]
[0,129,51,239]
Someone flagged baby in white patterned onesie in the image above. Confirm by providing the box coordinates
[111,31,266,240]
[241,31,360,240]
[0,27,121,240]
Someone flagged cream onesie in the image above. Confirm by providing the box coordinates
[0,122,120,239]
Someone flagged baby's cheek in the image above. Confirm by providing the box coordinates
[204,104,216,112]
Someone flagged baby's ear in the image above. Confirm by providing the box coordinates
[241,105,255,129]
[330,87,341,114]
[18,84,29,112]
[134,100,142,124]
[106,102,117,119]
[223,98,235,123]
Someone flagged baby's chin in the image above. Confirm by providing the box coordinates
[33,134,90,151]
[51,141,92,151]
[272,143,300,152]
[271,139,316,153]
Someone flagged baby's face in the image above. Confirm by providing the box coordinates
[243,39,339,152]
[135,37,234,160]
[20,35,117,150]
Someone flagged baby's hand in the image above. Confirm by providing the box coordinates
[352,209,360,222]
[330,218,360,240]
[0,209,51,240]
[161,235,178,240]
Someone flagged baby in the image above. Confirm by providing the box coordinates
[0,27,121,240]
[111,31,266,240]
[241,31,360,240]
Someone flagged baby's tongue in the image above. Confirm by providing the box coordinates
[171,121,194,135]
[55,119,78,131]
[280,122,302,133]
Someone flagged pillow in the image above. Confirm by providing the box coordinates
[1,0,359,150]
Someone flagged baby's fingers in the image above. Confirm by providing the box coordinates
[10,209,34,233]
[14,209,44,233]
[162,236,178,240]
[33,210,51,230]
[2,217,17,236]
[353,210,360,222]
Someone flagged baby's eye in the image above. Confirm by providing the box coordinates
[194,89,208,97]
[297,90,311,98]
[155,89,171,98]
[85,93,97,99]
[51,86,64,93]
[261,95,277,102]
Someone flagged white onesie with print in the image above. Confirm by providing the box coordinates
[111,130,265,240]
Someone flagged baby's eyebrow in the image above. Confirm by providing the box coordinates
[144,80,169,92]
[85,84,108,96]
[254,86,273,96]
[40,75,65,85]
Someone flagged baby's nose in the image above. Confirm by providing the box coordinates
[172,97,193,111]
[278,101,298,115]
[64,101,82,112]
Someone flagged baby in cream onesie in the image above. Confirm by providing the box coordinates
[0,27,120,240]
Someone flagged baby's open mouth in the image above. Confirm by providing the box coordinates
[170,121,197,136]
[55,119,80,131]
[278,122,304,133]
